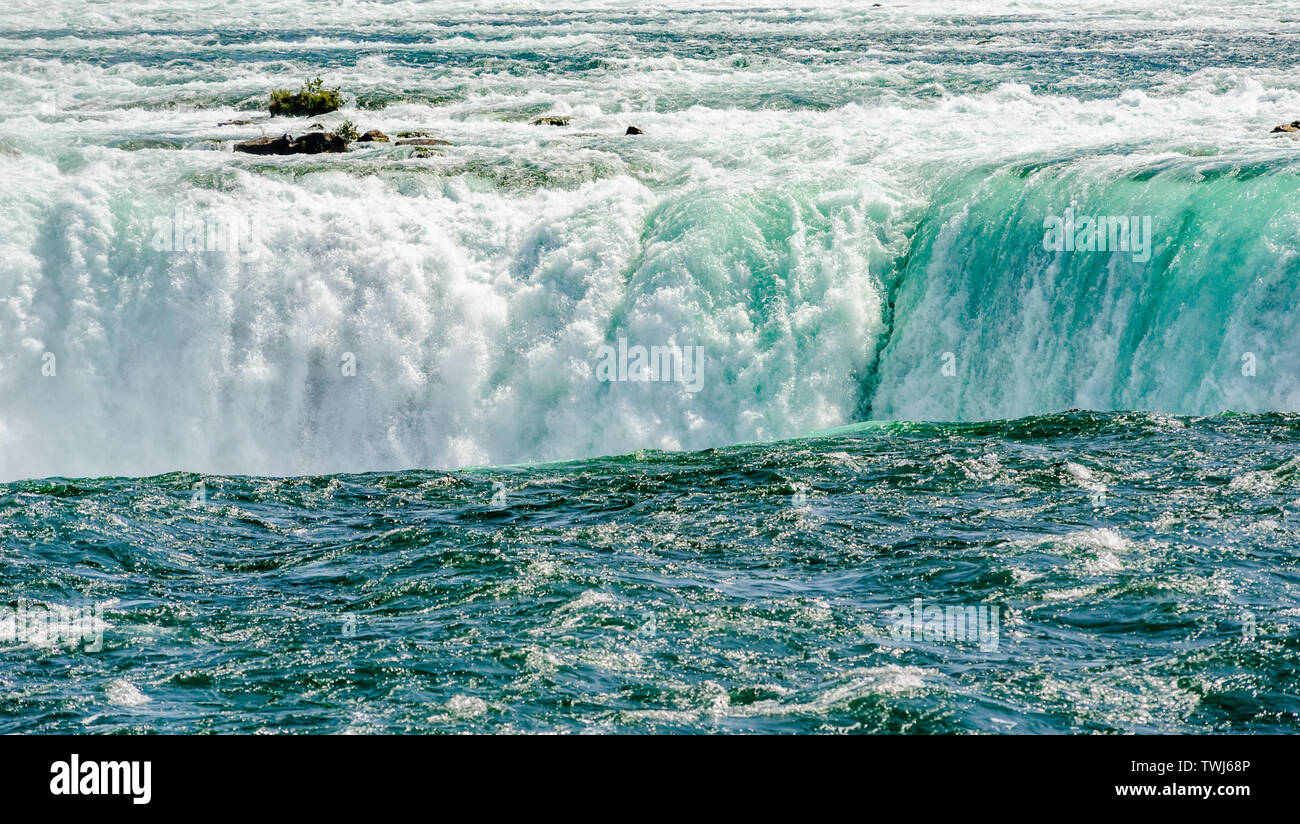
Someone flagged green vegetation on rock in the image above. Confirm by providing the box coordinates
[269,77,343,116]
[335,120,359,141]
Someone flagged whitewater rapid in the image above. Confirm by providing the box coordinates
[4,0,1300,480]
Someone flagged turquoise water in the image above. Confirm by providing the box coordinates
[3,1,1300,732]
[4,412,1299,733]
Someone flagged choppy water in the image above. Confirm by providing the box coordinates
[3,1,1300,732]
[3,412,1299,733]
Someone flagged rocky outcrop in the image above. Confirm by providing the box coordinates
[531,116,570,126]
[114,139,182,151]
[358,130,390,142]
[1271,121,1300,133]
[625,126,644,135]
[396,137,451,146]
[234,132,348,155]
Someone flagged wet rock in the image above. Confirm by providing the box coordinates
[292,131,348,153]
[233,132,347,155]
[625,126,644,135]
[1271,121,1300,133]
[233,134,295,155]
[530,116,570,126]
[396,137,451,146]
[357,130,390,142]
[218,119,253,126]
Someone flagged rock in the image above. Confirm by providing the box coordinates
[1271,121,1300,133]
[219,119,253,126]
[293,131,348,153]
[625,125,644,135]
[233,132,347,155]
[396,130,432,138]
[396,137,451,146]
[530,116,570,127]
[357,130,390,142]
[307,123,325,131]
[234,134,295,155]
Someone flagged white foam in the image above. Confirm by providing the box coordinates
[105,679,150,706]
[5,1,1300,478]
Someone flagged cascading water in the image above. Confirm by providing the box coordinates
[6,2,1300,482]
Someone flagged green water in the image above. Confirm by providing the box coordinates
[3,413,1297,733]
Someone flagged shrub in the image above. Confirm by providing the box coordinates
[335,120,359,142]
[269,77,343,116]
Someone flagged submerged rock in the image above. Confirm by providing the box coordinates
[1271,121,1300,133]
[531,116,570,126]
[625,125,644,135]
[218,119,253,126]
[234,132,347,155]
[113,139,182,151]
[358,130,390,142]
[396,137,451,146]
